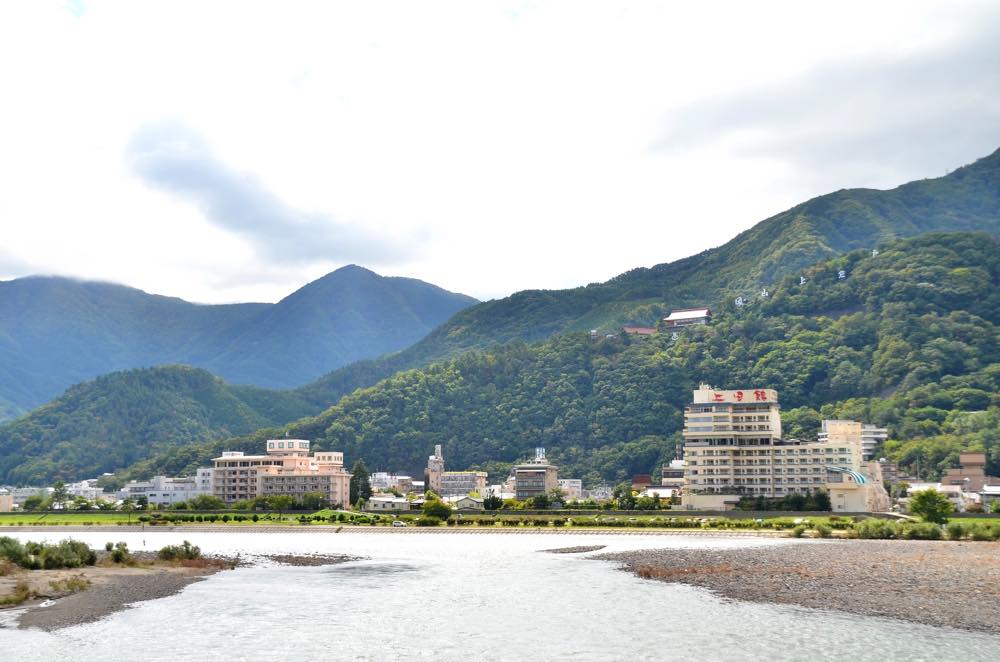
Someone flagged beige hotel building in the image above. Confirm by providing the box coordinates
[212,439,351,506]
[681,385,879,511]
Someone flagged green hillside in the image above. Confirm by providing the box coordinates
[297,147,1000,410]
[120,233,1000,485]
[0,266,476,417]
[0,366,317,484]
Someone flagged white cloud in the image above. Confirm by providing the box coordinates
[0,1,997,303]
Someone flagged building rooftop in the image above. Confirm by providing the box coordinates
[664,308,711,322]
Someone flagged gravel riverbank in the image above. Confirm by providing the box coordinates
[596,540,1000,634]
[6,551,356,631]
[16,568,214,631]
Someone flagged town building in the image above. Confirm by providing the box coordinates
[0,489,13,512]
[9,487,53,507]
[425,444,445,495]
[980,485,1000,509]
[819,420,888,460]
[439,471,488,497]
[371,473,415,494]
[66,479,106,502]
[513,448,559,501]
[365,495,413,512]
[446,495,485,511]
[940,453,1000,493]
[681,385,886,511]
[660,460,685,489]
[632,474,653,492]
[557,478,583,501]
[585,485,613,502]
[212,440,351,506]
[120,474,212,507]
[663,307,711,328]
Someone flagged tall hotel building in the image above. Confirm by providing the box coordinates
[682,385,866,510]
[212,440,351,506]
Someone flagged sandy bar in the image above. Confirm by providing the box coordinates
[595,540,1000,634]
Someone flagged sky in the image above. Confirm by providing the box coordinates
[1,1,999,304]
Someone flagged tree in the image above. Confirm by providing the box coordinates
[909,488,953,523]
[23,495,44,511]
[266,495,295,511]
[483,493,503,511]
[528,493,550,510]
[612,482,636,510]
[422,498,452,520]
[298,492,329,511]
[52,481,69,507]
[349,459,372,506]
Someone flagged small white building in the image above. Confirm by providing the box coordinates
[451,496,484,511]
[66,479,106,502]
[365,496,413,512]
[663,307,711,328]
[120,472,213,507]
[557,479,583,501]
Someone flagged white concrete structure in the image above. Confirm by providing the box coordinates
[820,420,887,460]
[66,479,105,502]
[663,307,711,328]
[365,496,412,512]
[557,479,583,501]
[120,474,213,506]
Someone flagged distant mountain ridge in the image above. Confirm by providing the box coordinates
[295,147,1000,408]
[0,265,476,418]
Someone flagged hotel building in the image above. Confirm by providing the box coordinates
[513,448,559,501]
[681,385,879,511]
[212,440,351,506]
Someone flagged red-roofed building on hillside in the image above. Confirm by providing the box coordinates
[663,307,711,328]
[622,326,657,336]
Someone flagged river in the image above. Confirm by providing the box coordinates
[1,530,996,661]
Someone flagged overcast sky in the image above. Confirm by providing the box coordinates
[1,1,999,303]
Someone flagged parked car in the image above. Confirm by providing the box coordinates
[392,520,407,527]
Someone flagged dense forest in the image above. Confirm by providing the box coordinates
[117,233,1000,487]
[0,366,320,483]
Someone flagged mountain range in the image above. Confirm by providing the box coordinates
[1,147,999,485]
[0,266,476,420]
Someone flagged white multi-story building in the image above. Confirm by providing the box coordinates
[120,473,213,507]
[682,385,872,510]
[819,420,887,460]
[371,472,415,493]
[66,479,106,502]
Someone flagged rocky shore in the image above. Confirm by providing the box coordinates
[596,540,1000,634]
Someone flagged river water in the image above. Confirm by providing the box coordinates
[0,530,996,661]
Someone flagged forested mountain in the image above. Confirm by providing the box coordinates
[295,147,1000,411]
[0,266,476,419]
[0,365,320,484]
[119,233,1000,486]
